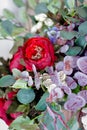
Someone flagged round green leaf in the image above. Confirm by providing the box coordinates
[35,92,49,111]
[79,21,87,35]
[60,31,78,40]
[65,46,82,56]
[13,0,24,7]
[0,75,16,87]
[75,36,87,48]
[35,3,48,14]
[1,20,13,35]
[17,88,35,104]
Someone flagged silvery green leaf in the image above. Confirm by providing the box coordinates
[12,68,21,78]
[12,79,27,89]
[66,0,75,9]
[17,88,35,104]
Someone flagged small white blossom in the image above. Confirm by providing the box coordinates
[0,118,8,130]
[31,22,43,33]
[57,71,67,86]
[44,18,54,26]
[43,78,53,88]
[35,13,47,22]
[81,115,87,130]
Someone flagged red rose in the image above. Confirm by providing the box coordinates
[0,91,22,125]
[10,37,55,71]
[10,47,24,71]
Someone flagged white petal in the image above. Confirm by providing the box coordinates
[35,13,47,21]
[0,119,8,130]
[44,18,54,26]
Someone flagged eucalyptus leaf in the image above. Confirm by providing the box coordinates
[35,3,48,14]
[28,0,37,9]
[78,0,84,3]
[12,68,21,78]
[1,20,14,35]
[47,0,61,14]
[17,88,35,104]
[7,101,19,114]
[65,0,75,9]
[76,7,87,19]
[10,36,24,54]
[3,9,15,20]
[79,21,87,35]
[12,79,28,89]
[18,7,28,23]
[16,104,28,112]
[60,30,78,40]
[62,116,79,130]
[24,33,35,39]
[40,0,49,3]
[0,75,15,87]
[65,46,82,56]
[13,0,24,7]
[9,116,40,130]
[75,36,87,48]
[35,92,49,111]
[12,26,25,36]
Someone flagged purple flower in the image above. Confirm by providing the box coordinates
[45,26,60,43]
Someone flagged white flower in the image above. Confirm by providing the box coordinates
[81,115,87,130]
[57,71,67,86]
[35,13,47,22]
[44,18,54,26]
[31,21,43,33]
[0,118,8,130]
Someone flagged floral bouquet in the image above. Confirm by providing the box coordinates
[0,0,87,130]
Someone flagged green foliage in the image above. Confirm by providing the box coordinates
[39,106,65,130]
[78,21,87,35]
[7,101,19,114]
[10,36,24,54]
[13,0,24,7]
[35,3,48,14]
[3,9,15,20]
[28,0,37,9]
[78,0,84,3]
[65,0,75,9]
[47,0,62,14]
[65,46,82,56]
[9,116,39,130]
[35,92,49,111]
[75,36,87,49]
[0,75,15,87]
[12,79,28,89]
[18,7,28,24]
[60,31,78,40]
[17,88,35,104]
[16,104,29,113]
[62,116,79,130]
[1,20,14,35]
[76,6,87,19]
[12,26,25,37]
